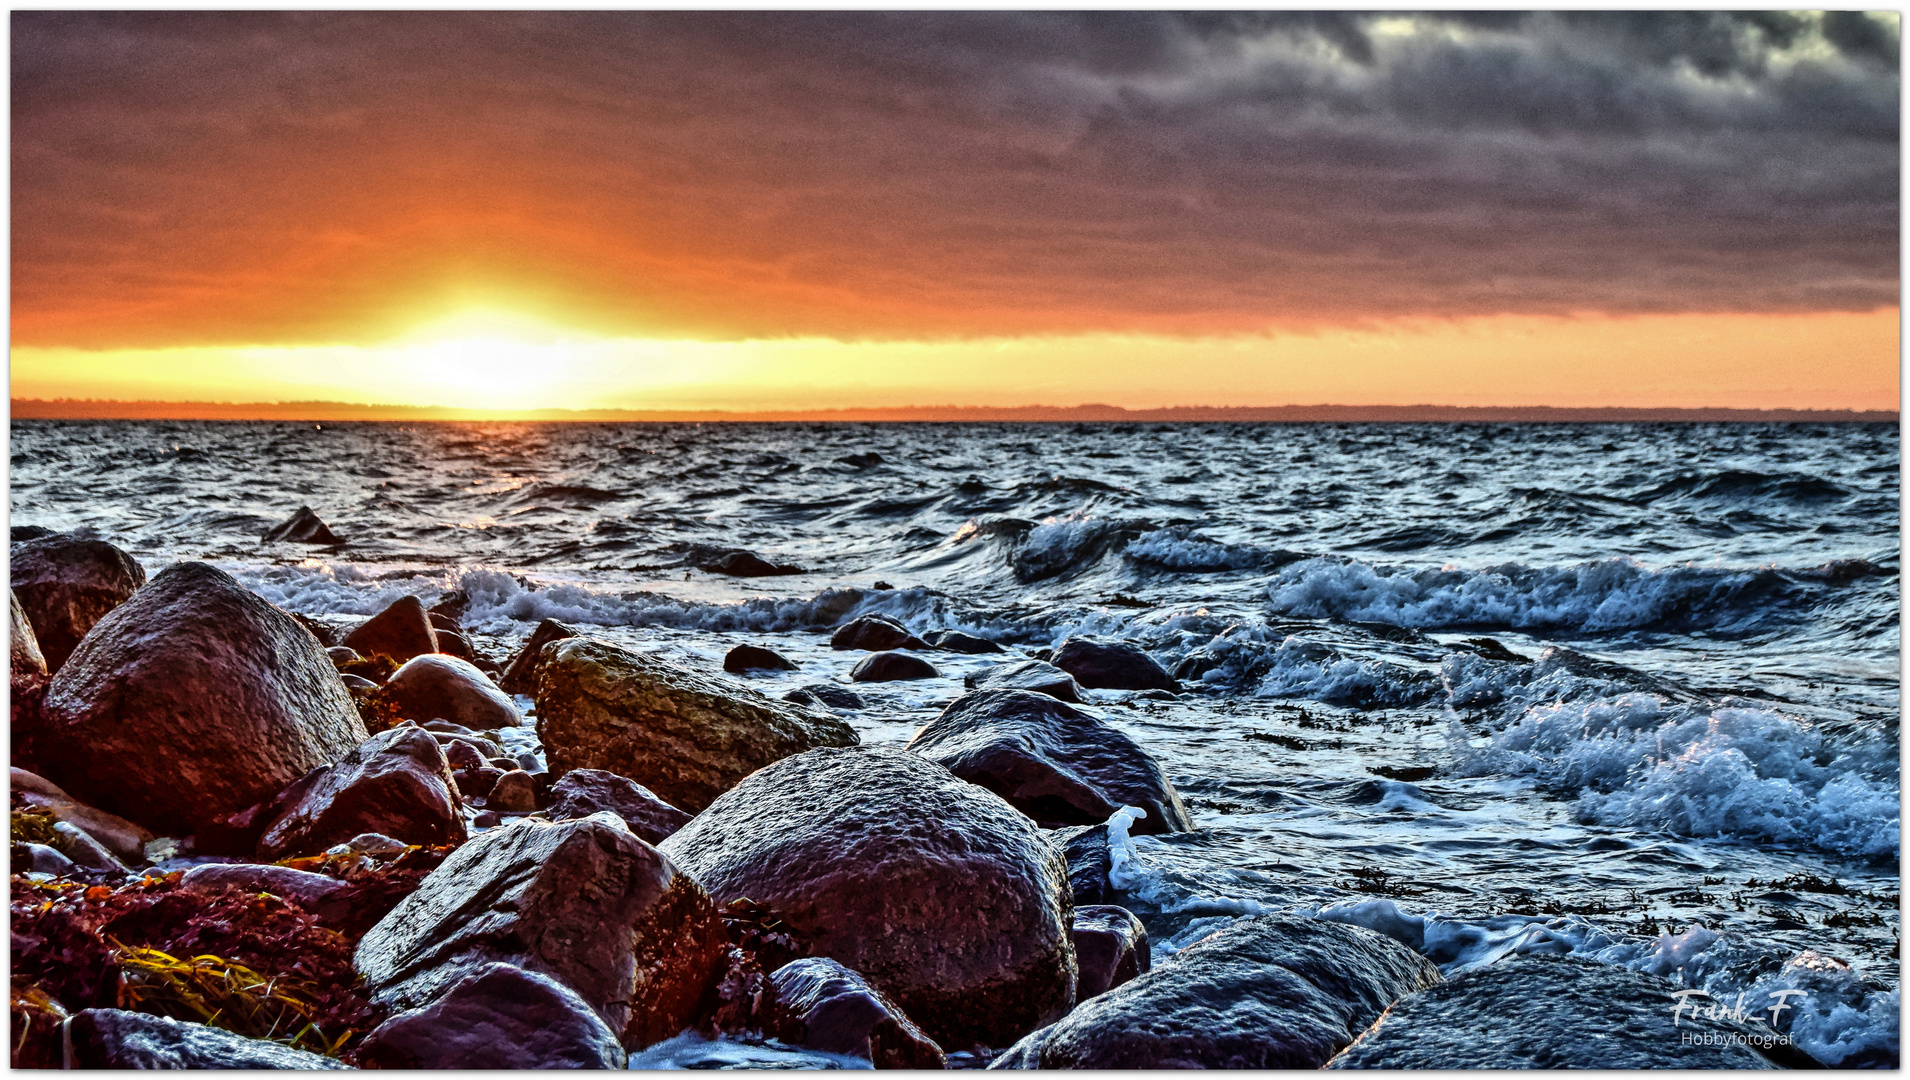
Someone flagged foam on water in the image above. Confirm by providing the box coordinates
[625,1032,872,1070]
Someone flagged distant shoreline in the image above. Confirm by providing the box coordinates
[9,398,1899,424]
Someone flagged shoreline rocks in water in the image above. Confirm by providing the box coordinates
[830,613,927,651]
[342,595,438,666]
[255,723,468,860]
[964,659,1083,702]
[724,643,799,674]
[382,654,521,731]
[660,746,1078,1050]
[850,650,939,682]
[37,561,367,836]
[906,689,1193,834]
[9,531,147,673]
[1071,905,1150,1001]
[1049,636,1178,692]
[992,914,1440,1069]
[261,506,343,545]
[535,637,858,813]
[498,617,579,696]
[769,957,948,1069]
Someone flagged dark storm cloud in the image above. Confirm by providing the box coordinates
[10,11,1900,346]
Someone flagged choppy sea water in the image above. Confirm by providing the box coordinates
[9,419,1901,1066]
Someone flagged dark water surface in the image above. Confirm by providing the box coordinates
[11,419,1901,1065]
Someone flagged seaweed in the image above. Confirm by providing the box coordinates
[1243,730,1310,751]
[721,897,808,974]
[1369,765,1438,782]
[11,807,59,847]
[351,684,407,734]
[111,943,351,1056]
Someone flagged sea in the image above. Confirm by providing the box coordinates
[9,418,1901,1067]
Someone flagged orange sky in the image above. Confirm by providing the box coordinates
[9,13,1901,412]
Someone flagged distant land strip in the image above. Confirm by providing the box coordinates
[10,399,1900,424]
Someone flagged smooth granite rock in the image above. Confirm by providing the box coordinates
[255,724,466,860]
[384,653,521,730]
[770,957,947,1069]
[356,962,628,1069]
[9,532,146,673]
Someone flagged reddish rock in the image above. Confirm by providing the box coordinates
[544,768,692,846]
[486,770,540,812]
[1050,637,1178,692]
[498,618,579,696]
[261,506,342,545]
[964,659,1082,702]
[38,562,367,836]
[384,653,521,730]
[9,532,146,672]
[255,724,467,860]
[453,766,503,801]
[179,863,348,910]
[432,629,481,665]
[829,614,926,652]
[1073,905,1150,1001]
[355,813,730,1050]
[770,957,946,1068]
[357,962,627,1069]
[11,587,47,681]
[342,595,439,665]
[10,768,153,866]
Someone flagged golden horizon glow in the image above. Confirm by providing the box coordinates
[10,307,1901,414]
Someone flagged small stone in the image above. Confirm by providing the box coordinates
[17,842,75,876]
[783,684,865,710]
[924,629,1004,653]
[254,724,467,860]
[851,651,939,682]
[830,614,926,651]
[1050,637,1178,692]
[487,770,540,811]
[357,962,628,1069]
[453,766,503,801]
[261,506,343,544]
[498,617,579,696]
[63,1009,349,1069]
[180,863,348,909]
[724,643,799,674]
[963,659,1082,702]
[1073,905,1150,1000]
[384,653,521,730]
[342,595,439,666]
[770,957,946,1068]
[326,646,362,666]
[544,768,692,846]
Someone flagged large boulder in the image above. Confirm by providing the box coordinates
[357,962,628,1069]
[536,638,858,813]
[384,654,521,730]
[498,618,578,696]
[342,594,438,665]
[770,957,947,1069]
[906,690,1192,835]
[659,747,1077,1049]
[545,768,692,846]
[10,532,146,672]
[1072,905,1150,1001]
[992,915,1440,1069]
[38,562,367,836]
[256,724,467,860]
[10,768,153,866]
[1326,955,1802,1069]
[261,506,343,545]
[830,614,926,652]
[1050,637,1178,692]
[10,589,51,769]
[964,659,1081,702]
[62,1009,349,1069]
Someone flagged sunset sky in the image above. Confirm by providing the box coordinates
[11,12,1901,412]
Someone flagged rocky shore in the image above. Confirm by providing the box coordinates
[9,524,1823,1069]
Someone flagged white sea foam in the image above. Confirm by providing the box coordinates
[1124,526,1271,572]
[625,1032,871,1070]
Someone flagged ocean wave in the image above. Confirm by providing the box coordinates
[1173,622,1440,707]
[1634,469,1853,505]
[1265,556,1807,633]
[1123,525,1294,573]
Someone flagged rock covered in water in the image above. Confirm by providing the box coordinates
[357,962,629,1069]
[1325,955,1800,1069]
[724,643,798,674]
[830,614,926,651]
[342,594,438,665]
[1049,637,1178,692]
[545,769,692,846]
[924,629,1004,654]
[62,1009,350,1069]
[783,684,865,710]
[38,562,367,836]
[536,637,858,813]
[384,653,521,730]
[1049,824,1115,905]
[11,768,154,866]
[1072,905,1149,1001]
[770,957,947,1069]
[9,531,146,672]
[906,690,1191,834]
[356,812,730,1050]
[660,746,1077,1049]
[850,650,939,682]
[255,724,466,860]
[261,505,342,545]
[992,915,1440,1069]
[963,659,1082,702]
[498,617,579,696]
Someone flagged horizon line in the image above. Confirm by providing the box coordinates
[9,398,1899,424]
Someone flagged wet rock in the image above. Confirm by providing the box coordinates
[255,724,467,860]
[357,961,628,1069]
[851,651,939,682]
[11,588,47,681]
[9,532,146,672]
[1049,824,1115,905]
[783,684,865,710]
[545,769,692,846]
[770,957,947,1069]
[51,821,130,874]
[963,659,1082,702]
[830,614,927,651]
[433,629,481,665]
[62,1008,349,1069]
[660,746,1077,1049]
[499,618,579,696]
[180,863,348,910]
[337,831,410,854]
[536,637,858,813]
[326,645,362,666]
[440,736,488,770]
[453,766,504,801]
[17,841,76,876]
[292,612,345,647]
[10,524,55,542]
[384,653,521,730]
[472,810,503,829]
[1325,955,1798,1069]
[356,812,730,1050]
[692,547,804,577]
[38,562,367,836]
[261,505,343,545]
[1050,637,1178,692]
[924,629,1004,654]
[10,768,154,865]
[342,594,439,665]
[992,915,1439,1069]
[487,770,540,812]
[427,611,461,634]
[340,673,378,693]
[1072,905,1149,1001]
[906,690,1191,834]
[725,643,798,674]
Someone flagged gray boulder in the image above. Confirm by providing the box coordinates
[255,724,466,860]
[991,915,1439,1069]
[545,768,692,846]
[355,812,730,1050]
[850,651,939,682]
[1073,905,1150,1001]
[906,690,1191,834]
[39,562,367,836]
[770,957,946,1069]
[10,532,146,672]
[535,637,857,813]
[180,863,348,910]
[357,962,628,1069]
[964,659,1081,702]
[1050,637,1177,692]
[660,746,1077,1050]
[62,1009,348,1069]
[384,653,521,730]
